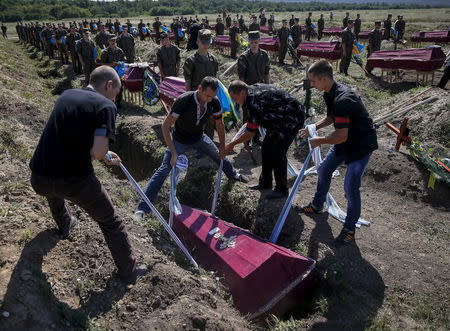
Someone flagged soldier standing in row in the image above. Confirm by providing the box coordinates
[95,25,109,49]
[226,15,232,29]
[317,14,325,40]
[343,12,350,28]
[268,14,275,35]
[138,19,145,41]
[289,15,295,28]
[291,18,302,49]
[340,20,355,76]
[183,29,218,139]
[153,17,162,44]
[215,17,225,36]
[101,34,125,106]
[305,12,313,41]
[157,32,181,81]
[277,19,290,65]
[66,25,82,74]
[77,29,96,86]
[55,24,69,64]
[117,26,135,63]
[365,21,383,76]
[383,14,392,40]
[249,16,260,32]
[229,20,241,60]
[354,14,361,39]
[237,31,270,87]
[1,24,7,39]
[395,15,406,41]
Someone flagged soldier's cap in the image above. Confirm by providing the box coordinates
[160,32,169,39]
[400,16,403,18]
[198,29,212,44]
[282,19,287,23]
[347,20,354,24]
[82,28,90,34]
[375,21,382,25]
[108,34,117,41]
[248,31,260,40]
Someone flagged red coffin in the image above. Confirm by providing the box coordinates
[322,27,344,36]
[411,30,450,43]
[215,35,230,47]
[159,76,186,107]
[297,41,342,60]
[260,25,269,34]
[259,36,278,52]
[122,66,145,92]
[357,28,385,40]
[172,205,316,319]
[367,46,446,71]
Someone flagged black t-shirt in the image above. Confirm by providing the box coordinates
[30,88,117,177]
[324,82,378,163]
[171,91,222,144]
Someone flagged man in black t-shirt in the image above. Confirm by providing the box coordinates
[134,77,249,218]
[299,60,378,245]
[226,81,305,199]
[29,66,147,284]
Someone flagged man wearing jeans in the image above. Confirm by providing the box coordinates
[299,60,378,245]
[134,77,249,218]
[30,66,147,284]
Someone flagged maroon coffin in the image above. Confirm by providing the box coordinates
[297,41,342,60]
[322,27,344,36]
[172,205,316,319]
[411,30,450,43]
[259,36,278,52]
[366,46,446,71]
[122,66,145,92]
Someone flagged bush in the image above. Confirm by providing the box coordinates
[150,6,174,16]
[177,6,195,15]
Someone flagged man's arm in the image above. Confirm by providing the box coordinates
[299,115,334,139]
[91,136,109,160]
[162,114,178,166]
[215,119,227,159]
[225,130,255,153]
[310,128,348,148]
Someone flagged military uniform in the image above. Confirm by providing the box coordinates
[237,49,270,86]
[183,52,218,90]
[100,46,125,64]
[367,28,382,56]
[95,31,109,49]
[66,31,82,74]
[229,25,240,59]
[117,33,135,63]
[76,37,96,84]
[55,28,69,64]
[343,16,349,28]
[340,26,355,75]
[354,17,361,37]
[226,16,232,29]
[215,22,225,35]
[153,20,162,43]
[317,17,324,40]
[157,44,181,78]
[394,17,406,40]
[277,25,290,64]
[305,16,313,41]
[249,22,260,32]
[383,17,392,40]
[291,23,302,48]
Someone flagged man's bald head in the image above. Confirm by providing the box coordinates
[89,65,121,89]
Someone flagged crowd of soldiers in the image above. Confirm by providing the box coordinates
[13,11,411,94]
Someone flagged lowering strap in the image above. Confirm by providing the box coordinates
[106,153,198,268]
[210,159,223,217]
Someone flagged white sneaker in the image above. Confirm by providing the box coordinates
[132,210,145,222]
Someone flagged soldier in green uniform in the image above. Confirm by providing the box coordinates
[340,20,355,76]
[157,32,181,80]
[66,25,82,74]
[343,12,350,28]
[317,14,325,40]
[305,12,313,41]
[153,17,162,44]
[229,20,241,59]
[215,17,225,36]
[383,14,392,40]
[77,29,96,85]
[55,24,69,64]
[365,21,383,75]
[354,14,361,39]
[394,15,406,41]
[101,34,125,106]
[249,16,260,32]
[277,19,290,64]
[225,15,232,29]
[291,18,302,48]
[95,24,109,49]
[183,29,218,139]
[237,30,270,121]
[117,25,135,63]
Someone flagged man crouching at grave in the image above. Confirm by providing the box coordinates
[225,81,305,200]
[133,77,249,219]
[299,60,378,245]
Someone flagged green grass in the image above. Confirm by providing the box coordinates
[18,229,32,245]
[0,121,31,162]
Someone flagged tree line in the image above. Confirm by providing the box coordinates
[0,0,444,22]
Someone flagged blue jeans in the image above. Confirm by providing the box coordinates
[312,147,371,231]
[137,134,238,213]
